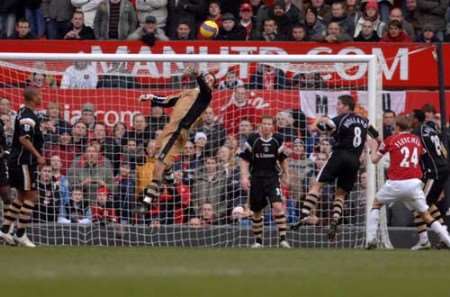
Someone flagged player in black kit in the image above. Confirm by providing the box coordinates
[411,109,449,250]
[240,115,290,248]
[0,87,45,247]
[0,117,11,208]
[292,95,369,240]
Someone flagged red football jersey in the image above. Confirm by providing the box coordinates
[378,132,424,180]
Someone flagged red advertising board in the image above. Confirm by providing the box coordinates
[0,40,446,89]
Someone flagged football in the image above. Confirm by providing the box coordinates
[199,20,219,39]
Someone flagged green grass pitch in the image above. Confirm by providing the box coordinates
[1,247,449,297]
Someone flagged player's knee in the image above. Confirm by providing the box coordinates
[271,203,284,216]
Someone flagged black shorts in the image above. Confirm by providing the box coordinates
[249,176,282,212]
[423,172,449,205]
[317,151,360,192]
[0,159,8,187]
[8,164,37,192]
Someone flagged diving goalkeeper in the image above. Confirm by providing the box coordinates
[137,66,216,211]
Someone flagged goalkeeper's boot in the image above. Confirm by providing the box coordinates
[328,219,339,241]
[0,230,16,245]
[14,233,36,248]
[411,240,432,251]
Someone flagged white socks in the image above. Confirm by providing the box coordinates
[367,208,380,243]
[430,221,450,247]
[418,231,429,244]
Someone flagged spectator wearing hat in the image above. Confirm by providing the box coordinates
[329,1,355,36]
[61,60,98,89]
[354,20,380,41]
[215,12,246,40]
[415,0,448,40]
[239,3,256,40]
[94,0,138,40]
[79,102,97,131]
[71,0,103,29]
[128,14,169,43]
[63,11,96,40]
[289,23,308,41]
[193,131,208,160]
[354,0,385,39]
[304,7,326,41]
[135,0,168,30]
[383,8,415,40]
[381,19,412,42]
[166,0,206,39]
[416,24,440,42]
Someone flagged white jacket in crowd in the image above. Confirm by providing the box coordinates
[60,63,98,89]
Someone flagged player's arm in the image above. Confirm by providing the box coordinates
[314,116,336,133]
[369,138,384,164]
[139,93,181,107]
[279,158,289,188]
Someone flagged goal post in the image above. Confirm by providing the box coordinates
[0,52,390,248]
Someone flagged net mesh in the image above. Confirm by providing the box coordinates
[0,56,377,247]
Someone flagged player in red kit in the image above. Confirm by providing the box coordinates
[366,116,450,249]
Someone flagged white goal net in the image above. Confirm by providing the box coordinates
[0,53,390,248]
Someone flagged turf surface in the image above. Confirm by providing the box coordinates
[0,247,449,297]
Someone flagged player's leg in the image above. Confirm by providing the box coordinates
[269,178,289,247]
[249,179,266,248]
[412,178,447,250]
[366,199,384,249]
[0,165,22,244]
[14,190,37,247]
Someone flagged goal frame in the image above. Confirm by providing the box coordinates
[0,52,389,248]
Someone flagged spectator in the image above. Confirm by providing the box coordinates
[34,165,61,223]
[27,68,57,89]
[383,110,396,139]
[0,113,13,149]
[193,107,226,156]
[94,0,138,40]
[166,0,206,39]
[172,21,192,40]
[416,24,440,42]
[381,19,411,42]
[215,13,246,40]
[40,115,59,144]
[0,0,18,38]
[237,119,253,152]
[289,23,308,41]
[238,3,255,40]
[61,60,98,89]
[25,0,45,38]
[329,1,355,36]
[192,157,228,223]
[404,0,419,30]
[121,138,146,170]
[304,7,326,41]
[71,121,88,156]
[288,138,314,202]
[8,19,35,39]
[68,144,114,204]
[354,19,381,41]
[42,0,74,39]
[49,155,71,222]
[123,113,151,148]
[102,121,126,174]
[217,145,244,210]
[193,131,208,160]
[44,129,76,174]
[346,0,360,22]
[220,86,258,135]
[63,11,96,40]
[384,7,415,40]
[205,1,222,24]
[114,162,136,224]
[0,98,16,121]
[276,111,298,142]
[251,64,288,90]
[320,21,353,42]
[46,102,71,136]
[79,103,97,131]
[249,0,263,15]
[173,141,200,187]
[251,18,286,41]
[285,0,303,25]
[98,62,139,89]
[190,202,217,226]
[218,70,244,90]
[267,0,293,37]
[354,0,385,39]
[146,105,169,138]
[71,0,103,28]
[416,0,448,40]
[308,0,331,23]
[128,14,169,42]
[135,0,168,30]
[62,188,92,224]
[91,186,117,224]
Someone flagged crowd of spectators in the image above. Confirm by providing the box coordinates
[0,0,449,43]
[1,87,369,227]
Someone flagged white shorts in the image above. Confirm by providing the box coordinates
[376,178,428,213]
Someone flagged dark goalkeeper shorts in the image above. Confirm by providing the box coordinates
[249,176,283,212]
[423,171,449,205]
[317,151,360,192]
[8,164,37,191]
[0,159,8,187]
